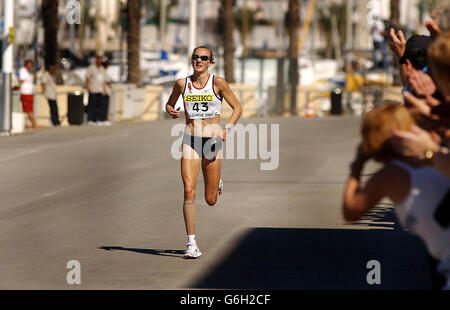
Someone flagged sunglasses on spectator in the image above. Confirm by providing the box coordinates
[192,54,210,61]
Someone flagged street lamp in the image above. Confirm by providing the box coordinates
[0,0,15,136]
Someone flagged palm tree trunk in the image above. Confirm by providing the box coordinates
[287,0,300,116]
[390,0,401,85]
[127,0,141,85]
[220,0,235,83]
[390,0,400,30]
[42,0,63,84]
[78,0,85,58]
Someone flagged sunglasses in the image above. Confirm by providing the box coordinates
[191,54,210,61]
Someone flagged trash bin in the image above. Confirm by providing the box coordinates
[67,92,85,125]
[330,87,343,115]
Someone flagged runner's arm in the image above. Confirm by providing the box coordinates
[165,78,185,119]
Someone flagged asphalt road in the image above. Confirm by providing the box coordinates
[0,116,433,289]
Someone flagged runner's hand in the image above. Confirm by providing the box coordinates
[211,130,223,142]
[169,107,181,119]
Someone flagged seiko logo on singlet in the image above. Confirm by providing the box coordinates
[184,95,214,102]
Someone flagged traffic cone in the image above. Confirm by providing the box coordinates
[305,101,315,118]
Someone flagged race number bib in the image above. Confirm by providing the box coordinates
[184,94,217,119]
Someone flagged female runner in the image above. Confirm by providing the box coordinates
[166,46,242,259]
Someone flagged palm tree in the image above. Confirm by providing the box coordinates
[286,0,300,116]
[317,3,346,60]
[219,0,235,83]
[390,0,401,85]
[127,0,141,85]
[418,0,438,24]
[42,0,63,84]
[390,0,400,30]
[234,5,260,57]
[143,0,177,32]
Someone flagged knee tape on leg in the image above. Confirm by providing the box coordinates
[184,201,194,205]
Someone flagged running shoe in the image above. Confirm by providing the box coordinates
[183,242,202,259]
[218,178,223,196]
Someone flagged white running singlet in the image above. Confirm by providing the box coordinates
[392,160,450,289]
[182,74,222,120]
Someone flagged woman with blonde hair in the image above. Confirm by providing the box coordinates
[343,103,450,289]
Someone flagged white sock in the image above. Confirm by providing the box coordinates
[187,234,196,245]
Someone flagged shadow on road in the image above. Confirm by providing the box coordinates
[98,246,185,258]
[190,227,433,290]
[344,203,404,230]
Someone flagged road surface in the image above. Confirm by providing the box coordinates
[0,116,433,289]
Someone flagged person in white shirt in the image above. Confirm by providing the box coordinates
[19,60,37,129]
[371,18,388,70]
[41,64,60,126]
[86,56,107,126]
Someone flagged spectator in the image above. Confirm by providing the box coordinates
[41,64,60,127]
[346,10,450,292]
[343,104,450,290]
[371,18,388,70]
[401,35,432,71]
[86,55,107,126]
[401,35,431,85]
[392,33,450,124]
[18,60,37,129]
[391,32,450,176]
[98,61,112,126]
